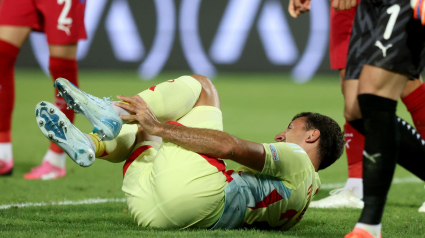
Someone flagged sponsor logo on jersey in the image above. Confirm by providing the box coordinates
[268,144,279,161]
[344,133,353,137]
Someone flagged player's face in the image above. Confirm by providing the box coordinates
[274,117,309,145]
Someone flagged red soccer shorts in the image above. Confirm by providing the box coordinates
[329,0,360,70]
[0,0,87,45]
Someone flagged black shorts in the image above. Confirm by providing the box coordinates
[345,0,425,80]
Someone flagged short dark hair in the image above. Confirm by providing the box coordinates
[292,112,344,170]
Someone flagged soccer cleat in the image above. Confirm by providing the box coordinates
[419,202,425,212]
[0,159,13,176]
[23,161,65,180]
[345,227,382,238]
[309,188,364,209]
[54,77,123,141]
[35,101,95,167]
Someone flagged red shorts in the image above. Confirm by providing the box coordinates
[0,0,87,45]
[329,1,360,70]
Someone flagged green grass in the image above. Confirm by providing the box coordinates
[1,70,424,237]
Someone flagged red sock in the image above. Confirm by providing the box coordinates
[49,56,79,153]
[0,40,19,143]
[344,121,364,178]
[402,83,425,138]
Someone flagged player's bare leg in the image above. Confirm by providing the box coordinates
[0,26,31,176]
[348,65,409,238]
[310,71,365,209]
[24,43,79,180]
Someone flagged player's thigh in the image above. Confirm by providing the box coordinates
[49,43,78,59]
[191,74,221,109]
[0,0,38,48]
[38,0,87,45]
[151,144,227,228]
[342,79,362,121]
[358,65,408,100]
[0,26,31,48]
[122,141,172,227]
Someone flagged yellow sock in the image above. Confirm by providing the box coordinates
[88,134,106,157]
[138,75,202,122]
[89,125,138,163]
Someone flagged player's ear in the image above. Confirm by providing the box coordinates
[306,129,320,143]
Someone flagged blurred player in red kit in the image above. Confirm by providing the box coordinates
[0,0,87,179]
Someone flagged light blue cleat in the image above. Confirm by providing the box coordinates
[54,77,123,141]
[35,101,95,167]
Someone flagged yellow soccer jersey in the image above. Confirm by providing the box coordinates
[211,142,320,230]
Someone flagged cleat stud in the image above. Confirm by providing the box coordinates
[35,109,39,116]
[63,90,67,94]
[39,120,44,126]
[89,154,94,159]
[66,106,71,110]
[73,103,77,107]
[79,162,84,166]
[59,121,65,126]
[57,93,61,97]
[48,133,53,139]
[49,108,55,113]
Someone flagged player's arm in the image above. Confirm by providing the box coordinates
[115,95,266,171]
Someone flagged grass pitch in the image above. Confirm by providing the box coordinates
[0,70,424,237]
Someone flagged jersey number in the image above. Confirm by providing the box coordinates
[57,0,73,36]
[384,4,400,40]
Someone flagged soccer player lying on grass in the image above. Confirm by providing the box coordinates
[35,75,344,229]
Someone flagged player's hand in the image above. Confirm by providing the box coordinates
[412,0,425,25]
[331,0,357,12]
[115,95,161,135]
[288,0,311,18]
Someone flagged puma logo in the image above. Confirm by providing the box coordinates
[345,139,352,149]
[375,40,393,57]
[58,24,71,36]
[363,151,381,163]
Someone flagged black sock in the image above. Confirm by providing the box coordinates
[357,94,398,225]
[393,118,425,181]
[349,118,425,181]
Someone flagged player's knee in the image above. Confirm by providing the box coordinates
[190,74,220,108]
[344,108,361,122]
[48,44,78,59]
[190,74,213,90]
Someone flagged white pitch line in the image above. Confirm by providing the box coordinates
[319,176,423,190]
[0,177,423,210]
[0,198,126,210]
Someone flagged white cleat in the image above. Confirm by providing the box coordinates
[419,202,425,213]
[419,185,425,213]
[309,188,364,209]
[35,101,95,167]
[54,77,123,141]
